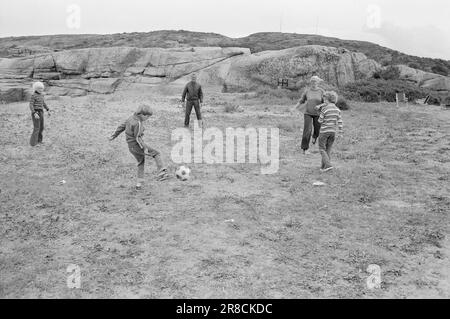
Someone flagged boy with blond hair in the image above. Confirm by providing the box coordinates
[316,91,343,172]
[29,81,51,146]
[109,105,169,189]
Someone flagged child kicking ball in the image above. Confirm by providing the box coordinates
[109,105,169,189]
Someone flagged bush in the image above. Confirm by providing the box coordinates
[342,79,429,103]
[379,66,401,80]
[425,95,441,106]
[444,96,450,106]
[336,97,350,110]
[431,65,449,76]
[408,63,420,69]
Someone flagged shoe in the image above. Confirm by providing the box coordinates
[320,167,334,173]
[303,150,310,155]
[312,137,317,145]
[156,168,170,181]
[135,182,143,190]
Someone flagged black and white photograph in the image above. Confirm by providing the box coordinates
[0,0,449,302]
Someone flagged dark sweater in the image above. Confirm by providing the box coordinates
[111,114,146,149]
[182,81,203,103]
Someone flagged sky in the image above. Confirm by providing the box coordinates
[0,0,449,60]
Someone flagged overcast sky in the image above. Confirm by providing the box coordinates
[0,0,449,59]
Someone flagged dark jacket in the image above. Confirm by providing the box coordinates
[182,81,203,103]
[111,114,146,149]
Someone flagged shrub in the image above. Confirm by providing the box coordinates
[431,65,449,76]
[444,96,450,106]
[224,103,242,113]
[425,95,441,106]
[408,63,420,69]
[342,79,429,103]
[336,97,350,110]
[379,66,401,80]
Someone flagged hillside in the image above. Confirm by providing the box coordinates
[1,30,449,75]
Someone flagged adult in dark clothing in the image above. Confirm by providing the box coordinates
[182,74,203,128]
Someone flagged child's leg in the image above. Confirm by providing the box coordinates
[319,133,332,169]
[30,112,41,147]
[129,144,146,187]
[326,134,335,165]
[145,147,168,178]
[38,113,44,143]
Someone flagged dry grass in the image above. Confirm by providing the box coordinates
[0,88,449,298]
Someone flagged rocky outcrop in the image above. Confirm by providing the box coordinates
[175,46,381,91]
[0,46,250,102]
[397,64,450,94]
[4,44,447,103]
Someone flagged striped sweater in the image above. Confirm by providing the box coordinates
[29,92,49,113]
[318,103,343,134]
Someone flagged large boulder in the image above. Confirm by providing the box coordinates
[190,45,381,91]
[0,80,32,103]
[397,64,450,94]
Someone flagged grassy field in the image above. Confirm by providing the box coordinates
[0,86,449,298]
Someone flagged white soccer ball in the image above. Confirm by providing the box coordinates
[176,166,191,181]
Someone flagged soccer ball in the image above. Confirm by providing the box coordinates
[176,166,191,181]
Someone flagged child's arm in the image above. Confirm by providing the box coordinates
[134,122,148,151]
[29,95,36,113]
[315,102,327,112]
[318,108,325,124]
[337,111,344,136]
[109,121,126,141]
[43,100,50,112]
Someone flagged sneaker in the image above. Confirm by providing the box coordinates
[135,183,143,190]
[156,168,170,181]
[320,167,334,173]
[303,150,310,155]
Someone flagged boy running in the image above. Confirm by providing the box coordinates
[316,91,343,172]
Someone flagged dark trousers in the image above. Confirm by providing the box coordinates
[128,143,161,179]
[301,114,321,151]
[30,111,44,146]
[318,132,335,169]
[184,100,202,127]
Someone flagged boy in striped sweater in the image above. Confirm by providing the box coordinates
[316,91,343,172]
[29,82,51,146]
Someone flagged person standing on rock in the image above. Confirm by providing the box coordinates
[181,74,203,128]
[29,81,51,147]
[294,76,325,155]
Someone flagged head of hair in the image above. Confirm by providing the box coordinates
[191,73,197,80]
[135,104,153,116]
[32,81,45,93]
[310,75,322,84]
[323,91,338,104]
